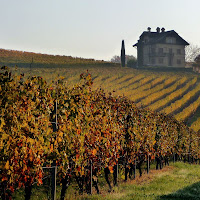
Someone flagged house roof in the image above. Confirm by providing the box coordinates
[133,30,189,47]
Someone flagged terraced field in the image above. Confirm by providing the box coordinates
[11,65,200,132]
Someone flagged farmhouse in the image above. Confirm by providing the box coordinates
[133,27,189,68]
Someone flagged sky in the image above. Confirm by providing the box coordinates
[0,0,200,61]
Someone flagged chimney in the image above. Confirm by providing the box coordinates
[156,27,160,33]
[147,27,151,32]
[161,27,165,32]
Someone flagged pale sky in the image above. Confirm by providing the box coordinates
[0,0,200,61]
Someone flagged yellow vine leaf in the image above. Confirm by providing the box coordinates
[108,166,114,173]
[50,144,53,152]
[5,161,9,170]
[1,133,8,140]
[58,131,63,138]
[0,118,5,129]
[92,148,97,156]
[57,137,62,143]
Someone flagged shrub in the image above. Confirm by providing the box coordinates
[127,58,137,68]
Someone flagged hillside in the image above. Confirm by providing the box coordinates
[10,65,200,132]
[1,65,200,199]
[0,48,116,68]
[2,48,200,131]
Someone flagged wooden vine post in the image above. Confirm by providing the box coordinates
[117,163,119,183]
[51,100,58,200]
[134,159,136,179]
[91,160,93,195]
[147,154,150,174]
[51,164,57,200]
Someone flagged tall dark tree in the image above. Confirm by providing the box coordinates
[121,40,126,67]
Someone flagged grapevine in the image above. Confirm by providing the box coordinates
[0,67,199,199]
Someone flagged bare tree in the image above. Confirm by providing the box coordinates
[111,55,136,64]
[111,55,121,63]
[185,43,200,62]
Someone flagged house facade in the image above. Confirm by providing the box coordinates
[133,27,189,68]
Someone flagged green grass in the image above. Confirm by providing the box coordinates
[13,162,200,200]
[79,162,200,200]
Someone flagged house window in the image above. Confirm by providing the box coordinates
[151,58,156,64]
[177,59,181,64]
[151,48,156,54]
[166,37,176,44]
[158,48,163,54]
[177,49,181,54]
[159,58,164,64]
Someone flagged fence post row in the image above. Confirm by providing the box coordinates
[46,100,199,197]
[46,149,198,198]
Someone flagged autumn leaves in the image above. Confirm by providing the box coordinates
[0,68,199,199]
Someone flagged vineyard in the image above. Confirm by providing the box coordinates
[11,65,200,132]
[1,66,200,199]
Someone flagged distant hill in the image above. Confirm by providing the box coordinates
[0,48,117,68]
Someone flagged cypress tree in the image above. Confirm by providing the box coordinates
[121,40,126,67]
